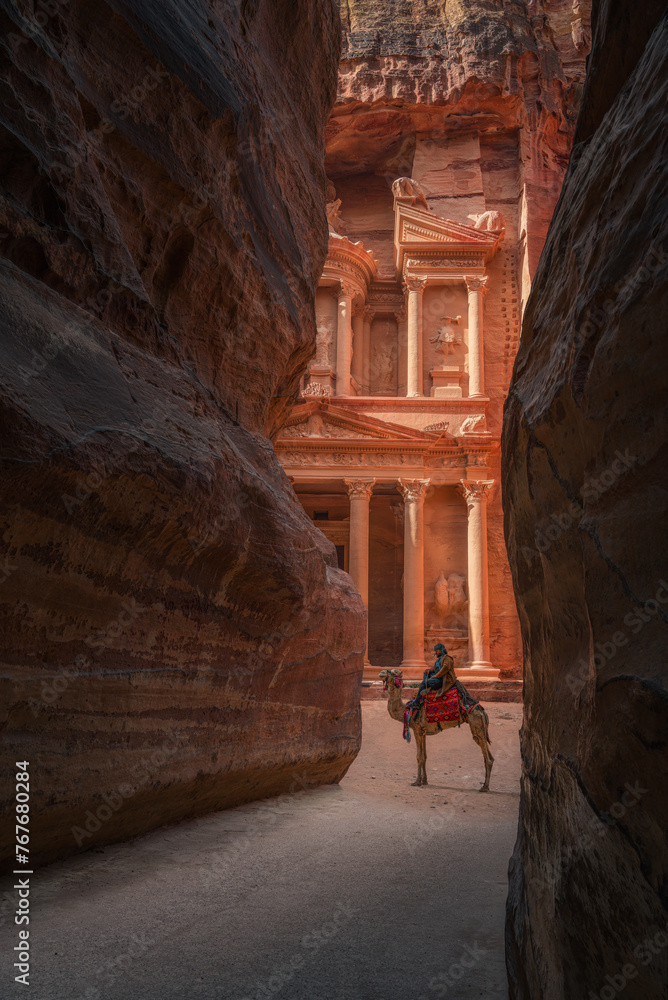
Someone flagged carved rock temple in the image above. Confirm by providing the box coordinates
[276,180,519,684]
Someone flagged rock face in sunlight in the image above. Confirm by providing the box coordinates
[331,0,591,306]
[0,0,365,867]
[502,2,668,997]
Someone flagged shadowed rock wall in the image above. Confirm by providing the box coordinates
[0,0,367,868]
[503,1,668,996]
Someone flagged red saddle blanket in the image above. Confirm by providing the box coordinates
[424,686,467,723]
[402,686,473,741]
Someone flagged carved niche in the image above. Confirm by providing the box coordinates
[434,571,468,626]
[314,323,334,366]
[370,316,398,395]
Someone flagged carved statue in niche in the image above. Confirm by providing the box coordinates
[434,571,450,616]
[292,414,330,438]
[314,323,333,366]
[371,319,397,394]
[326,180,343,234]
[430,315,462,364]
[434,571,468,625]
[468,210,505,232]
[459,413,486,434]
[448,573,467,611]
[391,176,429,210]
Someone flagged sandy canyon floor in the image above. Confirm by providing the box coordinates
[1,701,522,999]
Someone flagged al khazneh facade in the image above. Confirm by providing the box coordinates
[277,177,522,682]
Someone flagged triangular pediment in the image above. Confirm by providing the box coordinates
[394,202,502,273]
[278,401,460,446]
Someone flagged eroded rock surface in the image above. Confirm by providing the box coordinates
[503,2,668,996]
[330,0,591,303]
[0,0,366,868]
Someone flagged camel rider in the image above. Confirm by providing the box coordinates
[432,642,481,713]
[416,643,457,701]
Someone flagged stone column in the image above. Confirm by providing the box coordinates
[351,303,364,391]
[404,276,427,397]
[398,478,430,669]
[465,275,488,398]
[394,308,407,396]
[345,478,376,664]
[336,280,355,397]
[458,479,495,673]
[362,306,373,394]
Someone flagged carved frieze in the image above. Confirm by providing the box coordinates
[285,415,371,439]
[406,257,482,268]
[302,382,331,398]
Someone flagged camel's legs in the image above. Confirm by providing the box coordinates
[412,728,428,786]
[469,710,495,791]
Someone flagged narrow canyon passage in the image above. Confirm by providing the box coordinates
[1,703,520,1000]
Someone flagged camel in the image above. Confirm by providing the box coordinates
[379,667,494,791]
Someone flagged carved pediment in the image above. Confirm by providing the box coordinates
[279,401,456,445]
[279,413,379,440]
[394,201,502,274]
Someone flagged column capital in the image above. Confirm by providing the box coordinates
[398,478,431,504]
[337,278,357,299]
[362,305,374,323]
[352,300,365,318]
[458,479,495,505]
[403,275,428,295]
[344,477,376,501]
[465,274,489,294]
[394,307,407,323]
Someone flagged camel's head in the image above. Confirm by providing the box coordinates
[379,668,403,692]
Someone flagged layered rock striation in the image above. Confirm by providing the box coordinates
[0,0,366,868]
[330,0,591,302]
[503,1,668,996]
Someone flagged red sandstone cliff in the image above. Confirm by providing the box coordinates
[0,0,365,868]
[503,1,668,996]
[330,0,591,301]
[324,0,591,678]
